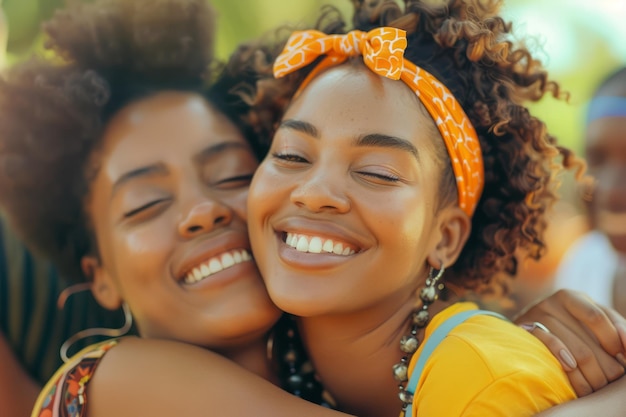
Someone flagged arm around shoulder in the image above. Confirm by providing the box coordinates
[0,330,39,417]
[534,376,626,417]
[88,338,353,417]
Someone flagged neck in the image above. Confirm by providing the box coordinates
[217,335,279,386]
[298,291,454,417]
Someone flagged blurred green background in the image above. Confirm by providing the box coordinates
[0,0,625,297]
[2,0,625,154]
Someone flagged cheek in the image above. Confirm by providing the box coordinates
[371,190,426,236]
[225,189,250,221]
[111,223,174,281]
[249,164,284,216]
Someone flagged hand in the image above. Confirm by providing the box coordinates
[513,289,626,396]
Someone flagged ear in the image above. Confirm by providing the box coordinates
[427,205,471,269]
[81,256,123,311]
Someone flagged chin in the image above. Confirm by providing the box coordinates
[266,286,341,318]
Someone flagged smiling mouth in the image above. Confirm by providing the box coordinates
[283,232,358,255]
[182,249,252,285]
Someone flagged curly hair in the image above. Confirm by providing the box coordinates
[229,0,586,292]
[0,0,235,282]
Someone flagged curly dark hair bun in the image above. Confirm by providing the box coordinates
[0,0,217,281]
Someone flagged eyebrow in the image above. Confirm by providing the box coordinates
[279,119,419,160]
[279,119,320,138]
[193,141,251,165]
[112,164,168,197]
[354,134,419,160]
[111,141,250,197]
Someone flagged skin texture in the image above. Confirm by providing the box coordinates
[84,91,281,370]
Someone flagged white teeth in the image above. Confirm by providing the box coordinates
[183,249,252,285]
[284,232,357,256]
[221,253,235,268]
[296,236,309,252]
[209,259,222,274]
[333,243,343,255]
[193,268,202,281]
[309,237,323,253]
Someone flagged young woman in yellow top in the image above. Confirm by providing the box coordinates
[244,0,623,415]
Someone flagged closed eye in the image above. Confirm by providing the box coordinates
[216,174,254,188]
[124,199,169,218]
[356,171,400,182]
[271,152,309,164]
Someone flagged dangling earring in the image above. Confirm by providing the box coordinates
[393,262,445,410]
[58,283,133,362]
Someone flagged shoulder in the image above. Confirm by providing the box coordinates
[32,338,120,417]
[411,314,576,416]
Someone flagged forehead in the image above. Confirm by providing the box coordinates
[99,91,249,160]
[284,64,437,144]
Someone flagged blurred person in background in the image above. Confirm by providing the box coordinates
[553,67,626,316]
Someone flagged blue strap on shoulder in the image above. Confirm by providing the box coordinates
[404,309,508,417]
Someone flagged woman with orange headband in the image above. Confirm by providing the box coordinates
[245,1,605,415]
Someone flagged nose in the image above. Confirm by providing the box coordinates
[178,198,233,238]
[290,167,350,213]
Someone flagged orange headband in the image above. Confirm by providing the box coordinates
[274,28,484,217]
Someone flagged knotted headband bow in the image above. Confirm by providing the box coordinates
[274,28,484,217]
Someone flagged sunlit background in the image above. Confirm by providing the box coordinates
[4,0,625,151]
[1,0,625,307]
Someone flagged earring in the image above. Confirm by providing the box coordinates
[394,262,445,410]
[58,283,133,363]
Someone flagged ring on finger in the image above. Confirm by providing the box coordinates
[532,321,551,334]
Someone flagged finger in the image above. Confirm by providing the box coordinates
[564,368,594,397]
[521,320,597,396]
[599,305,626,356]
[544,318,612,390]
[555,289,623,357]
[520,322,577,372]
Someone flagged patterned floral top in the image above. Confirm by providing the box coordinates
[32,339,119,417]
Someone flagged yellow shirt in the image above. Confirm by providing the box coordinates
[407,302,576,416]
